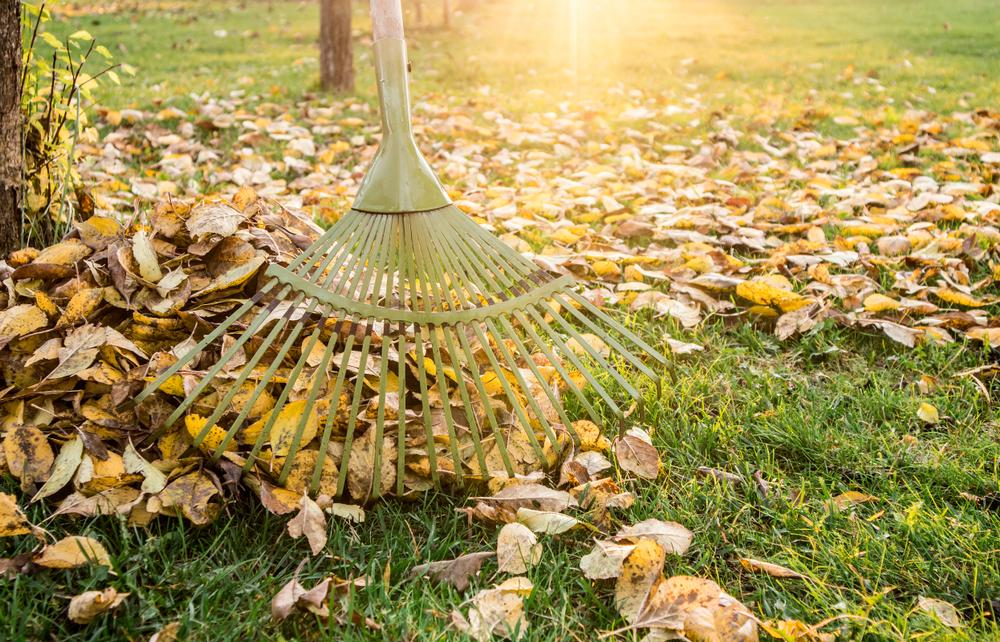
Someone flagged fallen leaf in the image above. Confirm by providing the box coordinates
[515,507,579,534]
[615,538,665,623]
[32,436,83,501]
[917,596,963,628]
[34,535,112,568]
[614,429,661,479]
[409,551,495,592]
[917,402,939,424]
[496,523,541,574]
[122,441,168,494]
[580,540,636,580]
[0,492,38,538]
[287,494,327,556]
[68,587,128,624]
[3,425,54,489]
[831,491,878,510]
[739,558,804,579]
[454,576,533,642]
[614,518,693,555]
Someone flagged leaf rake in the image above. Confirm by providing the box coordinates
[133,0,667,501]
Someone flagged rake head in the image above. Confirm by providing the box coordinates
[133,1,667,502]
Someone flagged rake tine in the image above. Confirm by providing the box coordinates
[434,210,558,469]
[483,318,563,457]
[275,322,331,484]
[497,315,577,442]
[454,325,514,476]
[328,213,396,498]
[161,287,302,429]
[423,218,493,478]
[335,327,374,498]
[552,292,662,380]
[524,305,624,419]
[136,212,367,409]
[537,300,640,400]
[427,213,585,438]
[428,218,531,478]
[512,309,600,428]
[160,211,374,428]
[402,216,438,486]
[209,215,377,458]
[203,298,311,456]
[310,330,355,495]
[395,322,407,495]
[470,322,548,466]
[563,290,669,366]
[410,213,465,486]
[370,216,401,499]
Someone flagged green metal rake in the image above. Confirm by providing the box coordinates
[134,0,667,500]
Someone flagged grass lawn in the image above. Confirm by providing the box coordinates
[5,0,1000,640]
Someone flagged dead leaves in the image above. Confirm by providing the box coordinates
[613,428,661,479]
[452,576,533,642]
[287,494,327,556]
[34,536,112,569]
[410,551,495,592]
[0,492,41,538]
[68,587,128,624]
[496,523,541,574]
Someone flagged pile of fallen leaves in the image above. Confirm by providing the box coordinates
[1,185,626,530]
[0,190,348,526]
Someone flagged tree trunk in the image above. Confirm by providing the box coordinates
[0,0,21,255]
[414,0,423,25]
[319,0,354,93]
[442,0,449,28]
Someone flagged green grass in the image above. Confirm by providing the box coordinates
[7,0,1000,640]
[4,326,999,640]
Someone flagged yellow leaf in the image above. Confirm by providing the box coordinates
[267,400,325,457]
[57,287,104,327]
[0,492,37,538]
[932,288,987,308]
[863,293,901,313]
[0,304,48,341]
[831,491,878,510]
[184,414,234,453]
[3,425,54,488]
[34,536,112,568]
[591,259,621,280]
[736,280,810,312]
[917,402,939,424]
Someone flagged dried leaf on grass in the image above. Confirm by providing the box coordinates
[68,587,128,624]
[496,523,541,574]
[34,535,112,569]
[452,576,533,642]
[287,494,327,555]
[409,551,495,592]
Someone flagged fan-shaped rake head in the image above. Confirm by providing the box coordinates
[134,205,667,501]
[132,0,668,502]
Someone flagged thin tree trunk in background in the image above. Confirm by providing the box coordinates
[0,0,21,255]
[414,0,423,25]
[442,0,449,28]
[319,0,354,93]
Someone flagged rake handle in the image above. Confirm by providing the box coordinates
[371,0,405,41]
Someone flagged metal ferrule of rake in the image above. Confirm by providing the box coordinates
[134,0,668,501]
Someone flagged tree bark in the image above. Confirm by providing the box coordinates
[319,0,354,93]
[0,0,21,255]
